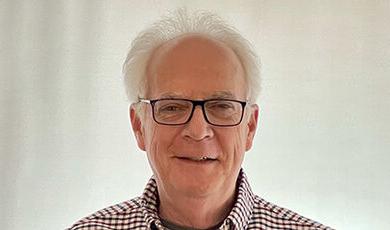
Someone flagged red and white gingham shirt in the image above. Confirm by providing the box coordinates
[68,170,333,230]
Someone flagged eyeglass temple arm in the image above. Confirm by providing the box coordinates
[138,99,151,104]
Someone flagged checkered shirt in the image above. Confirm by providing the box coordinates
[68,170,333,230]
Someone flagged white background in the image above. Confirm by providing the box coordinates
[1,1,389,229]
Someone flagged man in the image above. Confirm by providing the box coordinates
[68,9,332,230]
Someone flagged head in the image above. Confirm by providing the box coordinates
[125,10,260,199]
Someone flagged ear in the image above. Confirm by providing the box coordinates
[245,104,259,151]
[129,104,146,151]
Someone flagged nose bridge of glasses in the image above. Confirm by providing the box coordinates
[188,100,209,123]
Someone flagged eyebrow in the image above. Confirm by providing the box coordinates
[159,92,185,98]
[158,91,236,99]
[207,91,236,99]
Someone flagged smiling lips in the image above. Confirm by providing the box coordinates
[175,156,217,162]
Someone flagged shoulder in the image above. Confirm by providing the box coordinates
[67,197,147,230]
[249,195,333,230]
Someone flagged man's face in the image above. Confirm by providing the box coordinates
[131,35,258,198]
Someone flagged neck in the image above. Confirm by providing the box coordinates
[157,183,236,229]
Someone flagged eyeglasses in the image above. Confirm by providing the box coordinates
[139,98,247,127]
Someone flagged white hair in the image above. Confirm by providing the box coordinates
[122,9,261,104]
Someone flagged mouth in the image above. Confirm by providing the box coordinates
[175,156,218,163]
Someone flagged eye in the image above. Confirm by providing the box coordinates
[160,104,183,112]
[207,101,235,110]
[157,102,190,114]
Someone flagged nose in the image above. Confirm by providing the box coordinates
[182,106,214,141]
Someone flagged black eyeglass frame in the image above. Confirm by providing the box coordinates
[139,98,247,127]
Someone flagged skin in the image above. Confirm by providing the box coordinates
[130,34,259,229]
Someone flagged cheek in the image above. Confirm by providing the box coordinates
[143,121,160,169]
[217,127,247,165]
[144,126,159,173]
[233,128,247,159]
[144,125,178,173]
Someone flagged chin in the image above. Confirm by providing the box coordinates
[175,182,216,198]
[170,172,222,196]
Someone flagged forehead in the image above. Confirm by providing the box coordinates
[145,34,247,99]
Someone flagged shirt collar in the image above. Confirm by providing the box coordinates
[224,170,255,229]
[140,169,255,229]
[140,176,161,227]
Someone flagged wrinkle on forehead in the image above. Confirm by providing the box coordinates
[145,34,246,100]
[157,91,237,100]
[146,34,245,85]
[147,34,241,74]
